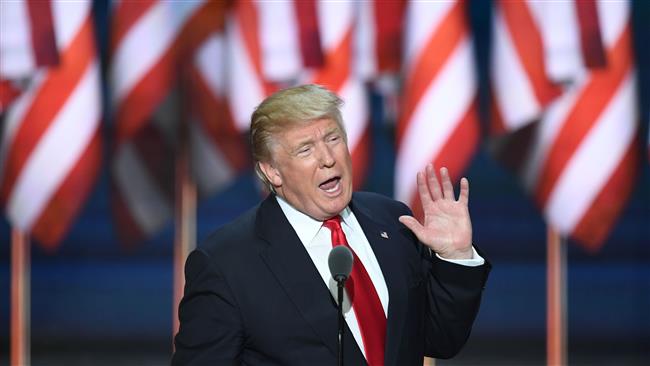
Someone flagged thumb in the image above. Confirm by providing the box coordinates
[399,215,426,240]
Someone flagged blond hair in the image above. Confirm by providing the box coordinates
[250,84,346,192]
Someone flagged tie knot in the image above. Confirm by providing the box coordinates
[323,215,343,231]
[323,215,347,247]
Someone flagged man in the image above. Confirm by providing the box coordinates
[173,84,490,365]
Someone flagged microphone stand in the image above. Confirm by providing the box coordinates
[335,276,346,366]
[329,245,352,366]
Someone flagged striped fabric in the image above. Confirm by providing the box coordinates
[303,1,370,189]
[0,1,101,249]
[0,80,22,113]
[492,1,639,250]
[187,32,249,197]
[111,0,201,242]
[110,0,216,143]
[490,0,563,133]
[110,0,402,241]
[395,0,479,219]
[356,0,405,79]
[110,0,243,243]
[0,0,59,79]
[224,0,277,131]
[0,0,59,113]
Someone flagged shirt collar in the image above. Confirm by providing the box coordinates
[275,195,352,247]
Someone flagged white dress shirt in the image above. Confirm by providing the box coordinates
[275,196,484,358]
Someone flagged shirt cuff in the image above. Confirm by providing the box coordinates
[435,246,485,267]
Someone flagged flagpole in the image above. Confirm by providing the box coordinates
[172,81,198,348]
[11,228,30,366]
[547,226,567,366]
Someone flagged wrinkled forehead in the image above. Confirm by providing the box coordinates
[265,118,344,154]
[277,118,344,140]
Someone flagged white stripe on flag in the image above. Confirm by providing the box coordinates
[258,0,301,81]
[396,37,476,203]
[111,2,176,105]
[226,11,266,131]
[0,73,46,181]
[546,71,636,233]
[8,62,100,230]
[0,1,36,78]
[492,7,542,127]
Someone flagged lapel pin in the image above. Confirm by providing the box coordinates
[380,231,389,239]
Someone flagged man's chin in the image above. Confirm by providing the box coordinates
[323,193,351,214]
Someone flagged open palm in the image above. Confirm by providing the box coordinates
[399,164,473,260]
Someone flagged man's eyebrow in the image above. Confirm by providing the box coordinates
[290,138,314,152]
[324,128,341,137]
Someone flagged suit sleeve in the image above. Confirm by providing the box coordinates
[422,251,490,359]
[172,249,244,365]
[393,199,490,359]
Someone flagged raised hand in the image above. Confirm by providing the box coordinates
[398,164,473,260]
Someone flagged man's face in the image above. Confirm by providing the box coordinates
[260,118,353,221]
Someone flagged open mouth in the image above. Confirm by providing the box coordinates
[319,176,341,193]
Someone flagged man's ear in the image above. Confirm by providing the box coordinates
[258,161,282,187]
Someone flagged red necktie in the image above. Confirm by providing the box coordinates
[323,216,386,366]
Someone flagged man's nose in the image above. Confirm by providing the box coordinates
[318,145,335,167]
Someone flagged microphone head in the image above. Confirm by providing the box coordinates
[328,246,353,282]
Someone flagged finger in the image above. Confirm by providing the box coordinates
[440,167,455,200]
[459,177,469,205]
[416,171,434,211]
[399,215,426,241]
[426,164,443,201]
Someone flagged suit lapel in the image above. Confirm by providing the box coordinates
[350,196,408,366]
[255,195,364,362]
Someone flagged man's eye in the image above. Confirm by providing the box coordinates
[297,147,311,155]
[328,135,340,143]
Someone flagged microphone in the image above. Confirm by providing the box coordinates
[328,245,353,283]
[328,245,353,366]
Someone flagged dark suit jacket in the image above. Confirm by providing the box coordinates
[173,192,490,365]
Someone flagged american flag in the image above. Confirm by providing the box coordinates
[395,0,480,219]
[490,0,639,250]
[110,0,245,243]
[0,0,101,249]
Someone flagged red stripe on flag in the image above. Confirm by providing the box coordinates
[31,129,101,249]
[500,1,561,106]
[26,0,59,66]
[312,29,353,91]
[374,0,405,72]
[0,80,22,112]
[236,0,276,96]
[351,124,370,191]
[409,99,479,221]
[575,0,607,69]
[110,0,156,53]
[176,1,229,62]
[294,0,324,68]
[535,24,633,205]
[114,52,175,143]
[571,139,639,251]
[0,15,95,206]
[115,2,226,143]
[188,66,249,171]
[397,1,466,145]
